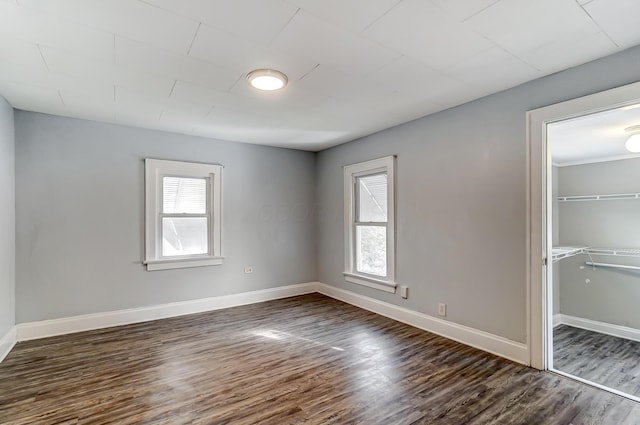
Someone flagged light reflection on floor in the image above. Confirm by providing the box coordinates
[249,326,402,406]
[250,329,344,351]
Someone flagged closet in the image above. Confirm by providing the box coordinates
[549,107,640,400]
[551,156,640,400]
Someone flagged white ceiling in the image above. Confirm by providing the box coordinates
[0,0,638,151]
[549,103,640,166]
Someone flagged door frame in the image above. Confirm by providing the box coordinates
[527,80,640,369]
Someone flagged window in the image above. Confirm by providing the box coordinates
[344,156,396,292]
[144,159,223,271]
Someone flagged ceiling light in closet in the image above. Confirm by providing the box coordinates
[624,125,640,153]
[246,69,288,91]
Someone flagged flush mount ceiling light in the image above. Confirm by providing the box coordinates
[625,125,640,153]
[246,69,288,91]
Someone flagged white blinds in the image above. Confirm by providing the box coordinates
[162,176,207,214]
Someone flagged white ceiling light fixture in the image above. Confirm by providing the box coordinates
[625,125,640,153]
[246,69,288,91]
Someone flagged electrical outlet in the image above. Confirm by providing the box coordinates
[244,266,253,274]
[400,285,408,299]
[438,303,446,317]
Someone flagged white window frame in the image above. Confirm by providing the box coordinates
[343,156,396,293]
[144,158,223,271]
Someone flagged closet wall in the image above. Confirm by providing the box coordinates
[557,157,640,329]
[552,166,560,317]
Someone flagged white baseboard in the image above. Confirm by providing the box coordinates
[12,281,530,367]
[17,282,319,341]
[553,313,562,328]
[317,283,528,365]
[0,326,17,363]
[557,314,640,343]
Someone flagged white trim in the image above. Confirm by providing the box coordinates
[317,283,528,365]
[0,326,17,363]
[343,272,397,293]
[525,103,533,371]
[11,282,529,366]
[527,80,640,370]
[554,153,640,168]
[145,256,224,271]
[144,158,223,271]
[556,314,640,343]
[16,282,318,341]
[553,314,562,328]
[343,156,396,290]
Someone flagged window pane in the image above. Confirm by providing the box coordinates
[163,177,207,214]
[356,225,387,276]
[357,173,387,222]
[162,217,208,256]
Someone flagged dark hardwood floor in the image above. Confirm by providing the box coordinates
[1,294,639,425]
[554,324,640,399]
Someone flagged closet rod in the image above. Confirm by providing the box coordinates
[585,261,640,271]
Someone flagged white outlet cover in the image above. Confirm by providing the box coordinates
[400,285,408,299]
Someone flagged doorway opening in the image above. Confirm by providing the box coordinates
[547,105,640,401]
[527,80,640,402]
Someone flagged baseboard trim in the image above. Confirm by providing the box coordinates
[553,313,562,328]
[317,283,528,365]
[13,281,530,366]
[17,282,319,341]
[0,326,17,363]
[557,314,640,343]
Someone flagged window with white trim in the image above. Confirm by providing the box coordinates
[344,156,396,293]
[144,159,223,271]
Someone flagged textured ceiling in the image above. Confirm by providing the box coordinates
[0,0,638,151]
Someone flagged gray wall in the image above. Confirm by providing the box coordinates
[316,45,640,343]
[15,112,316,323]
[10,44,640,341]
[0,97,15,337]
[557,158,640,329]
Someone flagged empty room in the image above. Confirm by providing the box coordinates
[2,0,640,424]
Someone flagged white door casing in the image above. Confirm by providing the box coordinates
[527,81,640,369]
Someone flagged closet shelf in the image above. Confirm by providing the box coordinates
[552,246,587,262]
[584,249,640,271]
[587,248,640,258]
[551,247,640,262]
[557,193,640,202]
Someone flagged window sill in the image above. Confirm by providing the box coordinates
[343,272,397,293]
[145,257,224,271]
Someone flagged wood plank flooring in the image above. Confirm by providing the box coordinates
[554,324,640,399]
[1,294,639,424]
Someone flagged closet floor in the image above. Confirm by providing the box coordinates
[554,324,640,399]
